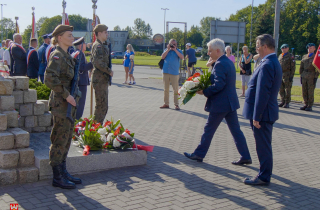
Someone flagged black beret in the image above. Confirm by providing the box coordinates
[73,37,85,46]
[52,24,73,37]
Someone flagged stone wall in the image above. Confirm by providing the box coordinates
[0,76,39,185]
[6,76,53,133]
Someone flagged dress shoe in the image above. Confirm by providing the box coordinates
[232,159,252,165]
[305,106,312,111]
[278,102,285,107]
[282,103,289,108]
[160,104,169,109]
[184,152,203,162]
[244,177,270,186]
[300,105,307,110]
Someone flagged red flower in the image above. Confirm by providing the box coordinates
[83,145,91,156]
[93,123,101,130]
[187,76,193,81]
[104,121,112,127]
[81,121,86,127]
[89,129,95,132]
[114,126,122,136]
[103,142,109,148]
[75,127,79,133]
[125,129,131,135]
[193,73,200,77]
[84,118,90,122]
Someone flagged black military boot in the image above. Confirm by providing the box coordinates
[305,106,312,111]
[278,102,285,107]
[61,160,82,184]
[283,103,289,108]
[300,105,308,110]
[52,165,76,189]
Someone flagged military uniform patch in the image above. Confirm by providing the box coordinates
[53,56,60,60]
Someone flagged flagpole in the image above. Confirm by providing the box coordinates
[62,0,66,25]
[31,7,35,38]
[15,17,18,33]
[90,0,97,117]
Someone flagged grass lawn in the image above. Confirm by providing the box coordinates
[236,80,320,103]
[109,56,305,77]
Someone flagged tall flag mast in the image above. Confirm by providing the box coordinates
[62,0,69,25]
[30,7,38,39]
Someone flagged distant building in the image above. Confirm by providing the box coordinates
[107,31,128,52]
[73,31,92,44]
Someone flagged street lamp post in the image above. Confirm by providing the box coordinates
[250,0,254,47]
[1,4,7,41]
[62,0,66,25]
[161,8,169,52]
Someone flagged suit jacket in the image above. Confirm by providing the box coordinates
[38,43,48,75]
[27,47,39,78]
[203,54,240,113]
[77,50,93,86]
[242,54,282,122]
[11,44,27,76]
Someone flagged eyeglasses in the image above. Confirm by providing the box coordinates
[256,44,265,49]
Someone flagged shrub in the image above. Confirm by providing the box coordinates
[29,79,51,100]
[134,52,156,57]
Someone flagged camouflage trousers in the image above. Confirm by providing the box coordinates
[279,79,293,103]
[49,115,74,166]
[93,81,109,124]
[302,77,316,106]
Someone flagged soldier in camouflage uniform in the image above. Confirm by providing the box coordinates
[278,44,296,108]
[45,25,81,189]
[300,43,319,111]
[90,24,114,124]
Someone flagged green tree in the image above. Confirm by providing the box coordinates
[0,18,15,40]
[68,14,87,31]
[187,25,203,47]
[165,27,185,46]
[132,18,153,39]
[114,25,121,31]
[200,17,217,59]
[123,26,133,39]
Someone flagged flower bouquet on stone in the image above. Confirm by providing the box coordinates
[73,117,104,155]
[178,70,211,105]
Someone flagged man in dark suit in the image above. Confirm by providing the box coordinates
[38,34,51,83]
[72,37,93,120]
[184,38,251,164]
[26,38,39,79]
[10,33,27,76]
[242,34,282,186]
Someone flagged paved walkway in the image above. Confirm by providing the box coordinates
[1,65,320,210]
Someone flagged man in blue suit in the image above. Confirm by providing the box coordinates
[38,34,51,83]
[184,38,251,164]
[26,38,39,79]
[72,37,93,120]
[243,34,282,186]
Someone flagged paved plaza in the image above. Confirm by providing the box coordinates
[0,65,320,210]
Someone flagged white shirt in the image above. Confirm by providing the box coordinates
[3,49,10,65]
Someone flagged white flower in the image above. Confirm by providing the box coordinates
[106,133,114,143]
[101,135,107,143]
[98,128,107,136]
[113,138,121,148]
[122,132,133,140]
[178,87,187,100]
[184,81,197,90]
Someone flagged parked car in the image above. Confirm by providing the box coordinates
[111,51,124,59]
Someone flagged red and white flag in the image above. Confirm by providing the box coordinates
[312,45,320,73]
[62,13,70,25]
[92,15,100,42]
[30,11,38,39]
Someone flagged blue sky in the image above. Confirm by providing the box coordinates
[3,0,267,35]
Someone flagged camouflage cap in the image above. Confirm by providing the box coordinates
[93,24,108,33]
[306,43,315,49]
[52,24,74,37]
[280,44,288,49]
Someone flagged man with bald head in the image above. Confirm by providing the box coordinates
[10,33,27,76]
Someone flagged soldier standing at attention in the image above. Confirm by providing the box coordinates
[38,34,51,83]
[26,38,39,79]
[278,44,296,108]
[91,24,114,124]
[44,25,82,189]
[300,43,319,111]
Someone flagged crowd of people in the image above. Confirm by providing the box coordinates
[0,20,318,189]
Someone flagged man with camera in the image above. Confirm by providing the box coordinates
[160,39,184,110]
